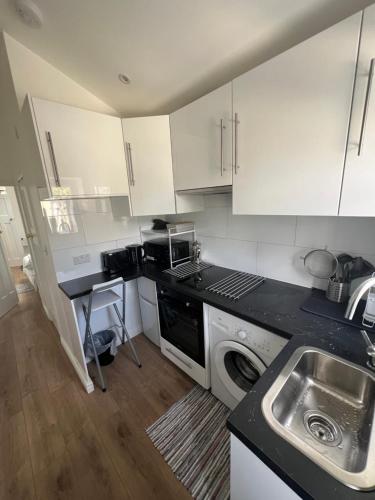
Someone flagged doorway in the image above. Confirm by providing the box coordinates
[0,186,35,295]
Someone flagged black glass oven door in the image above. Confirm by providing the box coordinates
[158,293,205,367]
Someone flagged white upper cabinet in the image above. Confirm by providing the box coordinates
[170,83,232,191]
[340,6,375,216]
[232,14,361,216]
[122,116,176,216]
[31,97,129,197]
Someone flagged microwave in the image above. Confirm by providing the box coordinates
[143,238,189,268]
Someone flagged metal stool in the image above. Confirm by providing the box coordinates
[82,277,141,391]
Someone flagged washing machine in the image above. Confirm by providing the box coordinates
[208,305,288,410]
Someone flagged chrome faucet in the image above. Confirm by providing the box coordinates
[361,330,375,370]
[345,276,375,370]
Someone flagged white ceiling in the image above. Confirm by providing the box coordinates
[0,0,374,116]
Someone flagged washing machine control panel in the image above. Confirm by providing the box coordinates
[236,330,247,340]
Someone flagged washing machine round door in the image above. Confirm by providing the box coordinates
[214,340,267,402]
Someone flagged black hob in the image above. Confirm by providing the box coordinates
[175,271,212,291]
[176,266,265,301]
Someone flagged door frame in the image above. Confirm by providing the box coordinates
[0,231,18,318]
[14,179,55,321]
[0,186,26,267]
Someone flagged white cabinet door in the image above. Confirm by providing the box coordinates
[340,6,375,216]
[232,14,361,216]
[139,296,160,347]
[31,98,129,197]
[137,278,160,346]
[137,277,157,304]
[170,83,232,191]
[122,116,176,216]
[231,435,301,500]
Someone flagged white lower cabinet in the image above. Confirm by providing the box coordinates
[231,435,301,500]
[137,277,160,347]
[232,13,361,216]
[122,116,176,216]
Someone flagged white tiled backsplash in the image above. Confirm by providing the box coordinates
[170,194,375,290]
[41,197,143,282]
[42,194,375,289]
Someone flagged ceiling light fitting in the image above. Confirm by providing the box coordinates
[118,73,131,85]
[14,0,43,28]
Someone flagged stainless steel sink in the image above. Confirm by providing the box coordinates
[262,347,375,490]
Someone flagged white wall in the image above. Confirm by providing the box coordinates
[44,191,375,292]
[3,32,115,115]
[0,33,22,185]
[41,197,145,282]
[170,194,375,290]
[0,31,122,391]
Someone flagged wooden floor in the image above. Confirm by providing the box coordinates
[14,268,34,290]
[0,268,194,499]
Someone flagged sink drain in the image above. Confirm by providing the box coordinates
[303,410,342,447]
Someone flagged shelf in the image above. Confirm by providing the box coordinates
[140,229,168,235]
[169,229,196,237]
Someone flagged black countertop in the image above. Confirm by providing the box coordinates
[58,262,375,499]
[58,265,143,300]
[59,263,365,340]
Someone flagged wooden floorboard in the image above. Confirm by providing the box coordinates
[0,268,194,499]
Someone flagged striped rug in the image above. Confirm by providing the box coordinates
[146,385,231,500]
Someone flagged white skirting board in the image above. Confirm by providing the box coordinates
[60,336,94,393]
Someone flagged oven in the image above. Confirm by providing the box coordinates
[157,284,204,366]
[157,284,209,388]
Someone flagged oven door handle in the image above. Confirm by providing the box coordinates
[165,347,192,369]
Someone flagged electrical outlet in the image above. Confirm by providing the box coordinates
[73,253,90,265]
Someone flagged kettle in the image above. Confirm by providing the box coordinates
[126,244,144,266]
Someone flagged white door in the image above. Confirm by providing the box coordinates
[0,187,25,267]
[170,83,232,191]
[0,232,18,318]
[122,116,176,216]
[340,6,375,216]
[15,183,54,320]
[232,13,361,216]
[214,340,266,403]
[31,97,129,197]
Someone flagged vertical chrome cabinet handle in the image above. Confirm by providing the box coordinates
[127,142,135,186]
[234,113,240,174]
[125,142,135,186]
[358,58,375,156]
[220,118,226,176]
[45,131,61,187]
[125,142,132,186]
